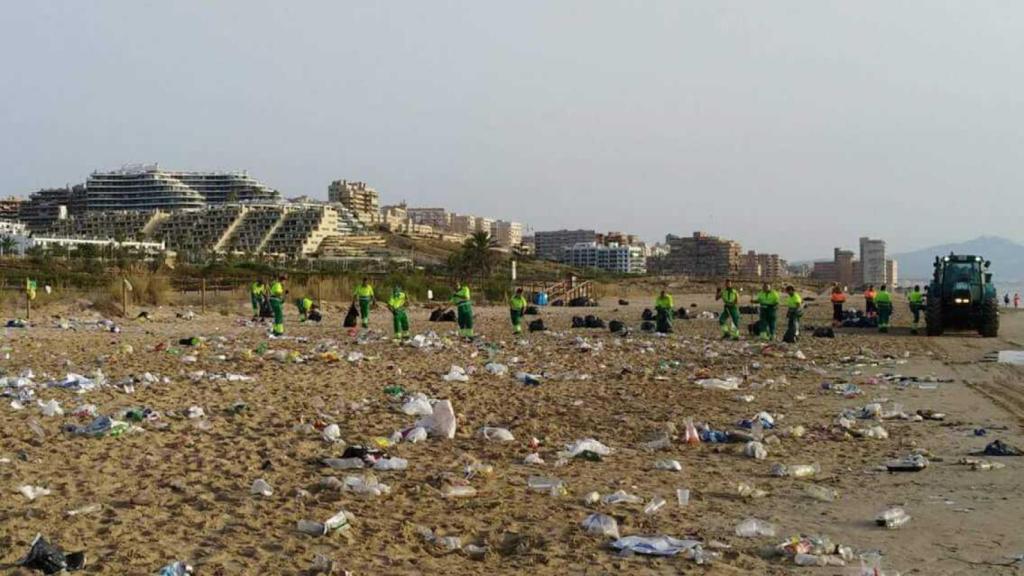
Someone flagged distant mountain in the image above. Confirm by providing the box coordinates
[892,236,1024,282]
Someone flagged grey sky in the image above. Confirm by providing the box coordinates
[3,1,1022,260]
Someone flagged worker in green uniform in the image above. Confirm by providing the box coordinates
[295,296,314,322]
[654,289,675,334]
[269,275,287,336]
[716,279,741,340]
[754,282,780,340]
[387,285,410,341]
[509,287,528,335]
[353,277,375,329]
[249,280,265,320]
[783,285,803,343]
[450,281,474,339]
[908,285,924,334]
[875,284,893,333]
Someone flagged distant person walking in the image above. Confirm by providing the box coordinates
[875,284,893,333]
[755,283,780,340]
[783,285,803,343]
[509,287,528,335]
[1005,294,1011,307]
[353,277,375,329]
[450,281,474,339]
[864,285,877,318]
[908,285,924,334]
[830,284,847,327]
[1015,293,1021,309]
[654,289,675,334]
[269,275,287,336]
[716,279,740,340]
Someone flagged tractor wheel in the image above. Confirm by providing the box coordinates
[979,297,999,338]
[925,297,944,336]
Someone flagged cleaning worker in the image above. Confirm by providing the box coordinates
[716,279,740,340]
[654,289,675,334]
[249,279,265,320]
[830,284,847,327]
[509,287,528,335]
[908,284,924,334]
[450,280,474,339]
[875,284,893,333]
[353,277,375,329]
[783,285,803,343]
[754,282,780,340]
[387,285,410,341]
[269,275,287,336]
[295,295,314,322]
[864,285,877,318]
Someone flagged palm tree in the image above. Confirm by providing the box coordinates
[0,235,16,257]
[455,231,499,277]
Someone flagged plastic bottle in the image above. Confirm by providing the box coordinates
[373,457,409,471]
[322,458,364,470]
[643,496,667,515]
[804,485,838,502]
[527,476,566,496]
[442,485,477,498]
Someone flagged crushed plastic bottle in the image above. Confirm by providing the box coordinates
[478,426,515,442]
[654,459,682,471]
[876,507,911,529]
[804,484,838,502]
[373,457,409,471]
[603,490,643,505]
[441,485,477,498]
[735,518,777,538]
[643,496,667,515]
[527,476,567,496]
[737,482,768,499]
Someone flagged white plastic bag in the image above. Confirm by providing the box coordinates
[581,513,620,539]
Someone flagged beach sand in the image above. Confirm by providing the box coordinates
[1,289,1023,575]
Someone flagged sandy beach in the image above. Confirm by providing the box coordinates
[2,289,1024,575]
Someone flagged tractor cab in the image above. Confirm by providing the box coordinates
[926,253,998,337]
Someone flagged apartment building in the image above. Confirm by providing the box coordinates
[562,242,646,274]
[490,220,523,248]
[85,166,279,212]
[662,231,741,277]
[534,229,597,261]
[328,180,380,226]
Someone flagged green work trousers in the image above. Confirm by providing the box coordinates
[392,309,409,338]
[719,305,740,339]
[878,303,893,332]
[510,308,523,334]
[759,305,778,340]
[358,297,372,328]
[457,302,474,337]
[270,296,284,335]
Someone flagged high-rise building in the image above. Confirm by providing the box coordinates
[662,231,741,277]
[534,229,597,261]
[18,186,87,232]
[886,259,899,287]
[490,220,523,248]
[328,180,380,225]
[562,242,646,274]
[859,237,886,286]
[85,166,279,212]
[834,248,855,287]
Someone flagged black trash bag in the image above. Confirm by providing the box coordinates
[981,439,1023,456]
[609,320,625,333]
[551,299,565,307]
[524,305,539,316]
[747,321,761,336]
[571,316,585,328]
[641,321,655,332]
[429,308,444,322]
[528,319,546,332]
[259,299,274,319]
[813,327,835,338]
[20,534,85,574]
[618,299,630,306]
[675,307,689,320]
[584,315,605,329]
[307,309,323,323]
[136,311,150,320]
[782,329,797,344]
[641,308,655,321]
[440,309,456,322]
[739,305,758,315]
[568,296,587,307]
[343,304,359,327]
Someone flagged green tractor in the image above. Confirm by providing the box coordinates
[925,253,998,337]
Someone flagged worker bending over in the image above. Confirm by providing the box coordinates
[250,280,265,320]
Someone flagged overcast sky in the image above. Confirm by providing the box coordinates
[2,1,1022,260]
